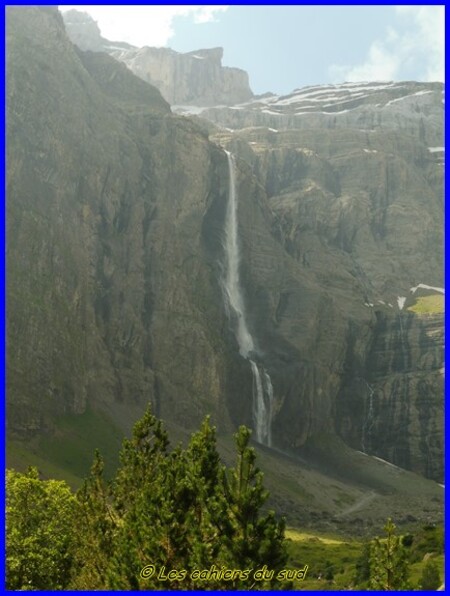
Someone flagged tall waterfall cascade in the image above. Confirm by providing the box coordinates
[222,150,273,446]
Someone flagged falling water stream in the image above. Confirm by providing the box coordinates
[222,150,273,446]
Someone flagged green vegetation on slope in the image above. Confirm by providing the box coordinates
[6,441,83,490]
[7,407,123,489]
[7,409,289,591]
[286,523,444,590]
[6,407,444,591]
[407,294,444,315]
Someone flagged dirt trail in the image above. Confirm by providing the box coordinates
[337,490,377,518]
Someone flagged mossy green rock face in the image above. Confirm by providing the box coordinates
[7,7,236,438]
[7,8,443,485]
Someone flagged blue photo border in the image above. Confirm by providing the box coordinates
[1,1,447,594]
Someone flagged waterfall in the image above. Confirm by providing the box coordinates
[263,371,274,447]
[251,363,273,447]
[222,150,254,358]
[222,150,274,446]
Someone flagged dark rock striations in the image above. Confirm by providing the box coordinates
[206,85,443,481]
[7,7,443,486]
[7,6,233,437]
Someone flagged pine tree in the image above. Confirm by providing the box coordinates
[65,407,290,590]
[184,420,290,589]
[354,541,371,587]
[7,411,291,590]
[220,425,290,589]
[369,518,410,590]
[106,405,173,590]
[183,417,228,579]
[113,404,169,513]
[70,451,117,589]
[419,559,441,590]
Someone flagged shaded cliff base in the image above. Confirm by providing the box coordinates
[7,411,443,538]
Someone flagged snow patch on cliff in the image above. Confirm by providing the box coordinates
[397,296,406,310]
[372,456,403,470]
[410,284,444,294]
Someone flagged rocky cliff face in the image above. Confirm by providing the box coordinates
[190,81,443,145]
[204,84,443,481]
[7,6,237,437]
[8,7,443,484]
[110,46,253,107]
[62,10,253,107]
[336,307,443,481]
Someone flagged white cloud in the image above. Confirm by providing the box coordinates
[59,5,228,47]
[329,5,444,83]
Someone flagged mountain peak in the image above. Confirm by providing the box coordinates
[62,9,253,107]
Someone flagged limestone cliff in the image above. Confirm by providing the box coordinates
[62,10,253,107]
[337,306,443,481]
[206,87,443,481]
[110,46,253,107]
[193,81,443,147]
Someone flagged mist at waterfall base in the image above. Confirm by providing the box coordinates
[221,151,274,447]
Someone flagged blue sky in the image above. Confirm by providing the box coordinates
[60,5,444,95]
